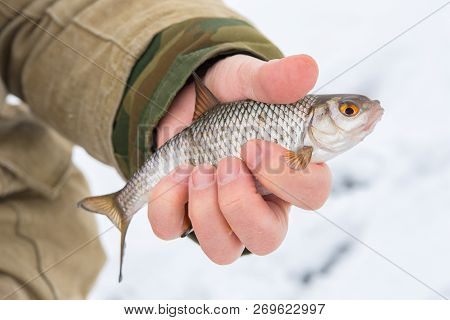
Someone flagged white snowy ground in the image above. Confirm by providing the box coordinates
[77,0,450,299]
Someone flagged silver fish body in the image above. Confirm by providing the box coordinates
[117,96,317,216]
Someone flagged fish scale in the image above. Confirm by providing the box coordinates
[115,97,315,216]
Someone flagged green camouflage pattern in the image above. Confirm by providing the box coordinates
[113,17,283,178]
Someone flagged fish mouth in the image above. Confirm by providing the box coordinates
[363,101,384,132]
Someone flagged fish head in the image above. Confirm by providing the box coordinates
[306,94,383,161]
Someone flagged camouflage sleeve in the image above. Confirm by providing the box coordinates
[113,18,283,178]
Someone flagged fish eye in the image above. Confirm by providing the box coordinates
[339,101,360,117]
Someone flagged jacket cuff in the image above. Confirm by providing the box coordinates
[113,17,283,178]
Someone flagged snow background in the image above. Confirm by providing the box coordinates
[74,0,450,299]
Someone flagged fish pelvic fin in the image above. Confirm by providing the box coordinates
[77,192,129,282]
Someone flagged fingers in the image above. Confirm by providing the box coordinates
[148,165,193,240]
[150,160,290,260]
[204,54,318,104]
[156,82,196,147]
[242,140,332,210]
[188,165,244,264]
[216,158,290,255]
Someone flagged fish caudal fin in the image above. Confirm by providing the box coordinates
[77,192,130,282]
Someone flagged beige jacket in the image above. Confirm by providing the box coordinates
[0,0,245,190]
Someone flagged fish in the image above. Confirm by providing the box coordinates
[78,73,384,281]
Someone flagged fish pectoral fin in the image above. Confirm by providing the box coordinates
[192,72,220,120]
[284,146,313,170]
[77,192,129,282]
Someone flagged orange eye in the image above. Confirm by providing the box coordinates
[339,102,360,117]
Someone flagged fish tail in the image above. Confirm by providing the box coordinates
[77,192,130,282]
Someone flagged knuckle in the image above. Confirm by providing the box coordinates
[209,254,239,265]
[219,197,245,216]
[154,230,177,241]
[301,183,330,211]
[249,240,281,256]
[187,203,202,221]
[187,203,211,229]
[247,219,284,256]
[204,244,243,265]
[148,206,180,241]
[150,221,179,240]
[309,165,332,210]
[310,197,327,210]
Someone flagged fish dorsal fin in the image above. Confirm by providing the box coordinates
[192,72,219,120]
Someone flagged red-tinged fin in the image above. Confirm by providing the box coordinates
[77,192,129,282]
[284,146,313,170]
[192,72,219,121]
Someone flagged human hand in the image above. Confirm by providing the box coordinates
[148,54,332,263]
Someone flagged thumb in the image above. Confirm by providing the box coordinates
[204,54,319,104]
